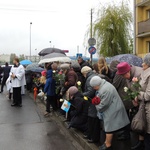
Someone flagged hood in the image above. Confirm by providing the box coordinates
[141,67,150,80]
[46,70,53,78]
[86,71,95,78]
[110,60,120,72]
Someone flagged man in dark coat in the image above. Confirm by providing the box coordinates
[78,57,92,69]
[68,86,90,132]
[1,62,11,93]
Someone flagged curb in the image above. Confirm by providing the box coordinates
[29,93,98,150]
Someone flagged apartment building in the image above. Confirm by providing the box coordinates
[135,0,150,57]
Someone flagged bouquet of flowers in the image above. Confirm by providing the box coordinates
[53,70,65,94]
[124,77,141,100]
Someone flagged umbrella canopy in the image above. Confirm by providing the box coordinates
[26,63,39,71]
[30,67,44,73]
[110,54,143,67]
[38,53,71,64]
[38,48,66,56]
[20,60,32,65]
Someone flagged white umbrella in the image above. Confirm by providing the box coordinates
[38,53,71,64]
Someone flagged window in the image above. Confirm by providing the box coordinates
[147,41,150,52]
[147,10,150,19]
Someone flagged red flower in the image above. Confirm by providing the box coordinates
[59,71,63,75]
[92,96,101,105]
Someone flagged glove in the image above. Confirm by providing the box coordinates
[92,96,101,105]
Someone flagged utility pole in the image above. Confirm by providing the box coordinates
[90,9,93,65]
[30,22,32,60]
[77,45,79,53]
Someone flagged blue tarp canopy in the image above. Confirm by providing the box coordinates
[20,60,32,65]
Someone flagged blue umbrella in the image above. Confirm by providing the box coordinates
[110,54,143,67]
[20,60,32,65]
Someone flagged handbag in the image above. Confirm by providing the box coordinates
[131,100,147,134]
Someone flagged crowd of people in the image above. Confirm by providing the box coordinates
[34,54,149,150]
[0,54,150,150]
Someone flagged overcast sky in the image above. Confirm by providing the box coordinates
[0,0,133,57]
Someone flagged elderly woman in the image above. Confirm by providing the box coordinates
[137,53,150,150]
[90,76,130,150]
[81,66,96,98]
[68,86,90,131]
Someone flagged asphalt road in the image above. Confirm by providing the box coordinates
[0,92,78,150]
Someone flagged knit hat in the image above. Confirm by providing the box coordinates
[71,61,81,69]
[81,66,92,74]
[116,62,131,75]
[143,53,150,67]
[68,86,78,97]
[90,76,102,87]
[60,63,70,70]
[41,70,47,76]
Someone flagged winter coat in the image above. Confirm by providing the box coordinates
[126,65,142,88]
[83,71,97,118]
[70,92,89,131]
[10,64,25,88]
[138,67,150,134]
[80,60,92,69]
[64,69,78,90]
[25,71,32,84]
[70,92,89,119]
[100,67,112,79]
[113,74,133,110]
[44,70,55,96]
[83,71,96,99]
[73,67,85,91]
[3,66,11,79]
[96,80,130,132]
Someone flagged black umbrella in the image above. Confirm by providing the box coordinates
[38,48,66,56]
[26,63,39,71]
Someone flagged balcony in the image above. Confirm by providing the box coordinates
[137,19,150,37]
[136,0,150,7]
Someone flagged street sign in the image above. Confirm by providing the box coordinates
[88,46,96,55]
[88,38,96,46]
[76,53,82,58]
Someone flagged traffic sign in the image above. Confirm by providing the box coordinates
[88,46,96,55]
[76,53,82,58]
[88,38,96,46]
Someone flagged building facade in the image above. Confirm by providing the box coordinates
[135,0,150,57]
[25,55,40,63]
[0,54,10,63]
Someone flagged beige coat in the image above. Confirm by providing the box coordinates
[138,67,150,134]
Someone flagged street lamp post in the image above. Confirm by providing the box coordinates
[30,22,32,60]
[49,41,51,47]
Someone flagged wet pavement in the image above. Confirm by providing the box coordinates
[0,92,78,150]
